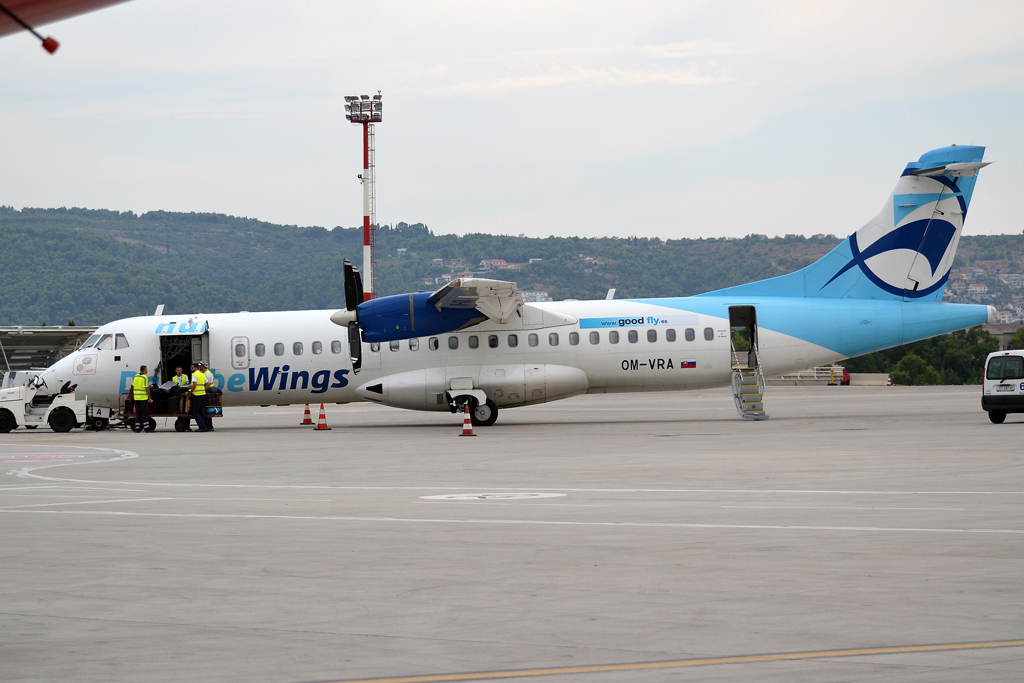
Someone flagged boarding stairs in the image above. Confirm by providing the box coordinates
[731,347,768,421]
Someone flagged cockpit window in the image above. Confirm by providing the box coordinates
[81,334,101,349]
[115,333,130,349]
[95,334,113,350]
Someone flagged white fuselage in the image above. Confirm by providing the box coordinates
[39,299,839,414]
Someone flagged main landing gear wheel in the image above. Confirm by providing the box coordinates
[48,408,76,433]
[989,410,1007,424]
[471,399,499,427]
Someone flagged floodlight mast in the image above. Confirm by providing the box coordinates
[344,93,383,301]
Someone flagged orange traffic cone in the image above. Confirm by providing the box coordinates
[314,403,331,430]
[300,404,314,425]
[460,404,476,437]
[886,375,892,387]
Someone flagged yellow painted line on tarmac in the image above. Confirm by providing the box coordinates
[332,639,1024,683]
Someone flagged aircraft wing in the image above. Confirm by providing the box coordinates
[426,278,523,324]
[0,0,131,39]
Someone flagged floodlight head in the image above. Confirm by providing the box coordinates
[361,94,370,100]
[344,95,357,102]
[373,94,382,101]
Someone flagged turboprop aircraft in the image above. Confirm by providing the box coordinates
[13,145,995,431]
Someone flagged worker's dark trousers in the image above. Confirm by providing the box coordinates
[192,395,208,431]
[134,399,150,432]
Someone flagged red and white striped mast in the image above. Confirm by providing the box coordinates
[344,93,382,301]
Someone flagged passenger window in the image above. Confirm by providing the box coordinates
[274,343,284,356]
[704,327,714,341]
[330,340,342,354]
[508,334,518,348]
[569,332,579,345]
[488,335,498,348]
[469,335,479,349]
[234,344,245,358]
[528,333,539,347]
[312,341,323,355]
[293,342,304,355]
[81,334,101,349]
[370,342,381,352]
[647,329,657,343]
[389,340,400,351]
[255,343,266,357]
[589,331,600,345]
[96,334,113,350]
[429,337,439,350]
[409,338,419,351]
[666,329,676,342]
[628,330,638,343]
[115,333,130,349]
[609,331,619,344]
[448,336,459,350]
[549,332,559,346]
[685,328,695,342]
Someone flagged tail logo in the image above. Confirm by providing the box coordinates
[823,220,957,298]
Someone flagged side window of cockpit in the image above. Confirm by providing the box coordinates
[95,334,113,350]
[115,334,130,349]
[81,334,101,349]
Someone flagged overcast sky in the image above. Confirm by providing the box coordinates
[1,1,1023,239]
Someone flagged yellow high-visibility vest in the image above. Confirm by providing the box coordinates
[172,374,188,386]
[191,370,207,396]
[132,374,149,400]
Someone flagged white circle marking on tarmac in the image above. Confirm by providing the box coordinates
[420,492,567,501]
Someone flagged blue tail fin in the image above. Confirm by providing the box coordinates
[706,145,989,301]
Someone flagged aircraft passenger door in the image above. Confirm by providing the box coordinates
[231,336,250,370]
[728,306,759,370]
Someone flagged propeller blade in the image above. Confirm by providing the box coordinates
[343,259,360,311]
[348,323,362,373]
[353,269,364,303]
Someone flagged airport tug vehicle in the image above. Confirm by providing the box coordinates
[0,377,98,433]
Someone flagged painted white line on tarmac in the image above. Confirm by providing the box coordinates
[1,508,1022,534]
[0,497,174,510]
[721,506,966,511]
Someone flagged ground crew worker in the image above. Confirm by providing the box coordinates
[190,363,211,432]
[199,362,216,431]
[171,366,192,431]
[132,364,153,433]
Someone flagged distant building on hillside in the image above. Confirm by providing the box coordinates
[431,258,444,266]
[479,259,507,270]
[969,283,989,295]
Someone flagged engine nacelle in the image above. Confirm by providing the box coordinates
[356,292,484,343]
[356,364,589,411]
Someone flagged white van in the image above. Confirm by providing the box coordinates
[982,350,1024,423]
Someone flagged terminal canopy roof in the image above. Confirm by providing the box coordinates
[0,326,98,371]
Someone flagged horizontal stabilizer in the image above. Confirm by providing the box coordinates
[910,161,991,178]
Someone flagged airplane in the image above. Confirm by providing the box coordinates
[8,144,994,432]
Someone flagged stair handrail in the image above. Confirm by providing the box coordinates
[754,345,767,392]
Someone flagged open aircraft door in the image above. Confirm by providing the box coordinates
[155,319,209,382]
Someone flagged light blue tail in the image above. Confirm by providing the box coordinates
[706,145,988,301]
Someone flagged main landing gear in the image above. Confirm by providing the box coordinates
[470,399,499,427]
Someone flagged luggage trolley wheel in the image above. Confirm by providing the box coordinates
[174,417,190,432]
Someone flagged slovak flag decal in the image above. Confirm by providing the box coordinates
[680,360,696,369]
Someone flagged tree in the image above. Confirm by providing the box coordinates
[890,353,942,386]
